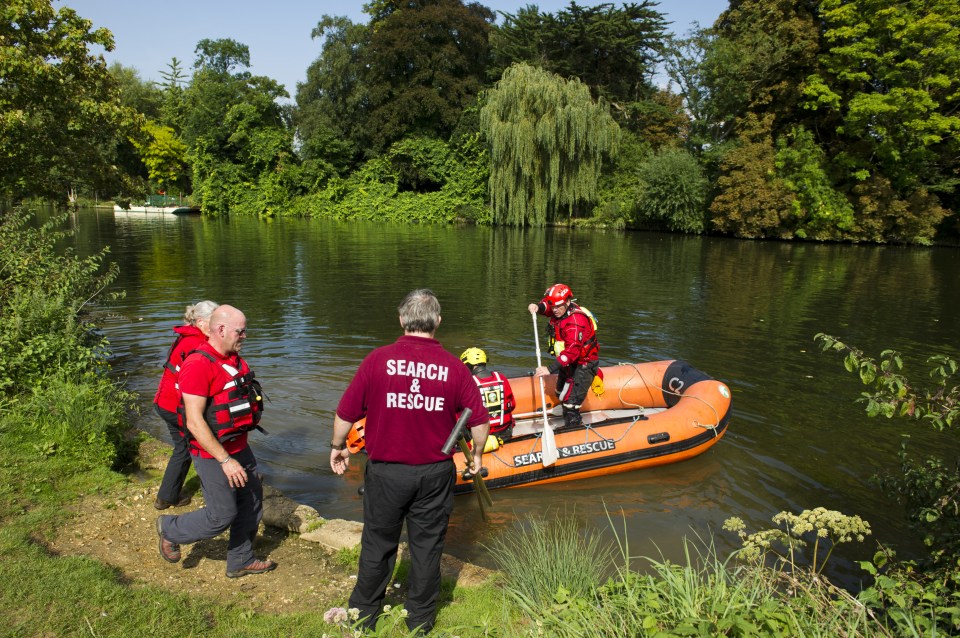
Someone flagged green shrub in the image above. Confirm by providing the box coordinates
[14,371,138,470]
[508,513,881,638]
[775,126,855,240]
[635,146,709,234]
[291,135,489,224]
[0,209,119,394]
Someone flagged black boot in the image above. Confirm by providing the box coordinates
[562,407,583,428]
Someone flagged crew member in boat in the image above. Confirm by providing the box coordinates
[460,347,516,452]
[528,283,601,428]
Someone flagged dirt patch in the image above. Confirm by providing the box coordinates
[49,439,494,615]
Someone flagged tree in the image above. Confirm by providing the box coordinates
[662,27,720,151]
[180,38,297,215]
[109,63,163,120]
[710,114,796,238]
[130,122,189,192]
[294,15,370,172]
[359,0,494,154]
[802,0,960,230]
[157,57,188,131]
[480,63,620,226]
[491,1,667,106]
[0,0,138,203]
[699,0,820,145]
[296,1,494,164]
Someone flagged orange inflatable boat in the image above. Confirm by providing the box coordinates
[346,360,732,493]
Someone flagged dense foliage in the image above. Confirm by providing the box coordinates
[816,334,960,633]
[701,0,958,243]
[490,3,666,127]
[3,0,958,238]
[0,208,134,465]
[0,0,139,203]
[0,210,118,393]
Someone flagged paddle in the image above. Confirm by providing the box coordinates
[532,312,560,466]
[441,408,492,519]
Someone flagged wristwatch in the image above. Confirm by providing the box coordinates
[330,441,346,450]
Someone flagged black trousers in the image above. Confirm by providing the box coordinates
[155,405,193,503]
[349,458,455,633]
[557,359,600,408]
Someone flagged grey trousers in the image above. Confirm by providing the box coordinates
[160,445,263,572]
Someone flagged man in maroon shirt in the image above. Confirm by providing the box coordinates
[330,289,489,634]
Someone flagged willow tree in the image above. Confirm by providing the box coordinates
[481,63,620,226]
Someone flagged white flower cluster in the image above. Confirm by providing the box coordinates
[723,508,872,569]
[772,507,871,543]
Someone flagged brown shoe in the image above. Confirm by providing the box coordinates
[156,516,181,563]
[226,559,277,578]
[154,495,192,510]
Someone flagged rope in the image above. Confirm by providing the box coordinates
[614,361,722,438]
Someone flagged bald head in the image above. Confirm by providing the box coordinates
[209,304,247,355]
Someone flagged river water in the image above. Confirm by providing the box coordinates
[58,208,960,583]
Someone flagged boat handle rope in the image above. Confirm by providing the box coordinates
[617,362,722,438]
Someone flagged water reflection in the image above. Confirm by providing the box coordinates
[58,207,960,585]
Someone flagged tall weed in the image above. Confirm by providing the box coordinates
[485,508,615,607]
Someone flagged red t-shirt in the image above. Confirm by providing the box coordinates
[336,335,489,464]
[154,325,207,413]
[178,342,249,458]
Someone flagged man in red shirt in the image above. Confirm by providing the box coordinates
[529,283,600,428]
[155,304,277,579]
[330,289,489,635]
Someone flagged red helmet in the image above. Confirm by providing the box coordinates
[543,283,573,305]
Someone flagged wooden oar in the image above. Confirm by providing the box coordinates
[532,313,560,466]
[457,438,493,508]
[441,408,492,519]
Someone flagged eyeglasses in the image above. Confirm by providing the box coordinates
[232,328,247,337]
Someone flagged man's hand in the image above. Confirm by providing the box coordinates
[221,457,248,487]
[330,448,350,475]
[533,365,550,377]
[468,449,483,476]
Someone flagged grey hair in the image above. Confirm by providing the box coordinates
[183,300,219,326]
[398,289,440,334]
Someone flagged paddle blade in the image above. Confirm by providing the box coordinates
[541,419,559,466]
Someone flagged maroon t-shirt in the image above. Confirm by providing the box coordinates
[336,335,489,464]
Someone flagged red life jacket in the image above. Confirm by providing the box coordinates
[153,325,206,413]
[177,349,265,452]
[548,305,599,366]
[472,370,515,434]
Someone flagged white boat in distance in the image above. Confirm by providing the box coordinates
[113,204,199,215]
